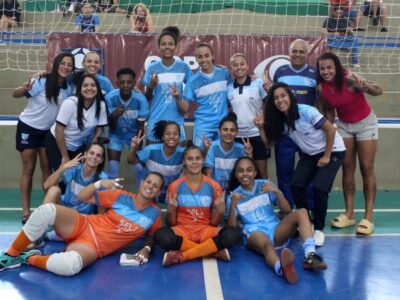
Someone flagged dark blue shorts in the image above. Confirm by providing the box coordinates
[15,121,48,151]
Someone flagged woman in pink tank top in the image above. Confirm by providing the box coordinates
[315,52,383,235]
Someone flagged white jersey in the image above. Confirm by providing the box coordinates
[227,78,266,137]
[51,96,108,151]
[19,78,73,130]
[287,104,346,155]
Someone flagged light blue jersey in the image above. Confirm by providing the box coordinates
[287,104,346,155]
[137,144,184,202]
[106,89,149,144]
[204,140,245,191]
[142,59,192,137]
[96,74,114,95]
[61,163,109,214]
[20,77,74,130]
[227,179,279,243]
[183,66,231,132]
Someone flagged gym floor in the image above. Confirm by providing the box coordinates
[1,190,399,300]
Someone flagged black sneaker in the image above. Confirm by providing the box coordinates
[381,27,388,32]
[353,28,365,32]
[303,252,327,271]
[372,17,379,26]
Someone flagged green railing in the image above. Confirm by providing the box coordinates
[24,0,329,16]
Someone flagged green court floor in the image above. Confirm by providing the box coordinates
[1,189,399,234]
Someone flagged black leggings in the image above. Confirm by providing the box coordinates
[154,226,242,251]
[45,132,86,172]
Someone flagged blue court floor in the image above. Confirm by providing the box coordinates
[1,191,400,300]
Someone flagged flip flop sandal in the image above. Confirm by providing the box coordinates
[331,214,355,228]
[356,219,374,235]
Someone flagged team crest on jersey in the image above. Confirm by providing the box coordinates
[21,133,29,144]
[62,47,105,74]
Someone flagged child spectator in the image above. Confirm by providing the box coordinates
[74,1,100,33]
[0,0,20,31]
[95,0,126,14]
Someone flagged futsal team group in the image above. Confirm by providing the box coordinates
[0,25,383,284]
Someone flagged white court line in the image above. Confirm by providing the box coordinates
[202,258,224,300]
[2,208,400,212]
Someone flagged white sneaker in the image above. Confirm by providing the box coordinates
[313,230,325,247]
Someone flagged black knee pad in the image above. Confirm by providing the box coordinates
[213,226,242,250]
[153,227,183,251]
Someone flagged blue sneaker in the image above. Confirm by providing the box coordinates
[0,251,21,271]
[19,250,41,265]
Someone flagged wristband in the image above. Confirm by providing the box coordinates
[94,180,102,190]
[144,245,151,253]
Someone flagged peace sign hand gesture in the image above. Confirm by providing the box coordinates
[130,130,146,150]
[167,191,178,208]
[214,191,226,214]
[168,82,180,99]
[242,137,253,158]
[202,134,212,152]
[22,76,35,92]
[148,72,159,89]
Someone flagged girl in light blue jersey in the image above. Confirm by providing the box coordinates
[73,51,113,96]
[128,120,184,203]
[182,42,232,149]
[43,142,108,214]
[227,157,327,284]
[142,26,192,145]
[204,112,252,192]
[40,142,108,242]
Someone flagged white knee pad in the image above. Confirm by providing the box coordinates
[46,251,83,276]
[23,203,57,241]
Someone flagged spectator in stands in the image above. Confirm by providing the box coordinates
[321,4,360,68]
[363,0,388,32]
[95,0,126,14]
[0,0,20,31]
[316,51,383,236]
[129,3,153,33]
[73,1,100,33]
[61,0,85,17]
[329,0,365,31]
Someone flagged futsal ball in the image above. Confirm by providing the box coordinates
[71,47,90,70]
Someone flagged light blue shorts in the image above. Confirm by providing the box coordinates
[108,134,133,151]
